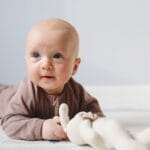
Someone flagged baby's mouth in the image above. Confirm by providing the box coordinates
[41,76,55,79]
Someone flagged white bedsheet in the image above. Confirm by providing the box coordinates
[104,110,150,133]
[0,123,92,150]
[0,110,149,150]
[0,85,150,149]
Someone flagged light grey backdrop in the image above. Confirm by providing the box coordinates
[0,0,150,86]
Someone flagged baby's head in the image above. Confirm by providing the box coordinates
[25,18,80,94]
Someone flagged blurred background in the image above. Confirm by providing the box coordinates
[0,0,150,86]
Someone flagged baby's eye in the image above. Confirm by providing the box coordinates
[52,53,63,59]
[31,52,40,58]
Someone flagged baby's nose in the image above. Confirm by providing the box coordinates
[41,59,53,70]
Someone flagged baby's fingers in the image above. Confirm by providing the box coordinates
[55,125,67,140]
[53,116,61,125]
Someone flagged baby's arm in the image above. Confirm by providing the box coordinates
[1,79,66,141]
[79,87,105,117]
[42,116,67,140]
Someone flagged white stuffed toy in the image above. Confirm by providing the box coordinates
[59,103,150,150]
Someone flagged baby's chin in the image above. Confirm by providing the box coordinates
[34,79,65,94]
[42,86,64,95]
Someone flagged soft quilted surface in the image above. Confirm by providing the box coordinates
[0,120,93,150]
[105,110,150,133]
[1,85,150,149]
[0,110,150,150]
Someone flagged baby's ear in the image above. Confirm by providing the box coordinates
[72,58,81,75]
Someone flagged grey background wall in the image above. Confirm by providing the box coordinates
[0,0,150,86]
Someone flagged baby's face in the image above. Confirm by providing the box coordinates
[25,28,80,94]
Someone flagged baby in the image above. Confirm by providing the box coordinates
[0,18,104,140]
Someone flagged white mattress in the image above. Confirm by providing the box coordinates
[0,85,150,149]
[0,122,92,150]
[104,110,150,133]
[0,110,149,150]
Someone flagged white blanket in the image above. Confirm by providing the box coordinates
[0,85,150,150]
[0,110,149,150]
[0,123,93,150]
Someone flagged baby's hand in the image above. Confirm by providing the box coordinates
[81,112,98,121]
[42,116,67,140]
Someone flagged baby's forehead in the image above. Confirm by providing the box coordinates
[26,19,79,56]
[30,19,76,36]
